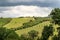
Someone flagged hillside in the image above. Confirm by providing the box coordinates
[0,17,59,40]
[4,17,35,29]
[0,18,12,27]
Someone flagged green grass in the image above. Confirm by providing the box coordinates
[15,21,51,36]
[15,21,59,40]
[0,18,12,27]
[4,18,35,29]
[13,17,49,31]
[1,17,59,40]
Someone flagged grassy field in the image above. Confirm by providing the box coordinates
[4,18,35,29]
[15,21,59,40]
[15,21,51,36]
[0,17,59,40]
[0,18,12,27]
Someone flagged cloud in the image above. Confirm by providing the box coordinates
[0,5,52,17]
[0,0,60,8]
[3,0,60,3]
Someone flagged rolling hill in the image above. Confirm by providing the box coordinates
[3,17,35,29]
[0,17,59,40]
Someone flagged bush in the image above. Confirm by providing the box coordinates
[28,30,39,39]
[0,27,19,40]
[52,27,60,40]
[50,8,60,25]
[40,25,53,40]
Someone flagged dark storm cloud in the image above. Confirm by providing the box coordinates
[0,0,60,8]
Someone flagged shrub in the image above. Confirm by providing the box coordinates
[40,25,53,40]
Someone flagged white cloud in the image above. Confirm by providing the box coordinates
[0,5,52,17]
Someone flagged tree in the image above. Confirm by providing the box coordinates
[0,27,7,40]
[28,30,39,40]
[37,37,41,40]
[52,35,58,40]
[50,8,60,25]
[6,30,19,40]
[0,27,19,40]
[20,34,29,40]
[52,27,60,40]
[40,25,53,40]
[19,30,39,40]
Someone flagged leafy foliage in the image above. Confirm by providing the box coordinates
[40,25,53,40]
[53,27,60,40]
[28,30,39,39]
[20,34,29,40]
[20,30,39,40]
[50,8,60,25]
[0,27,19,40]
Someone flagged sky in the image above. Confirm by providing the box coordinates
[0,0,60,17]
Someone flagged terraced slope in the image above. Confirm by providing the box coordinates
[1,17,59,40]
[15,21,51,36]
[0,18,12,27]
[4,18,35,29]
[15,21,59,40]
[13,17,48,31]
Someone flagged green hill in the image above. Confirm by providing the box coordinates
[0,18,12,27]
[0,17,59,40]
[4,18,35,29]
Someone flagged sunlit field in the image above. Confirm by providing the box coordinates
[4,18,34,29]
